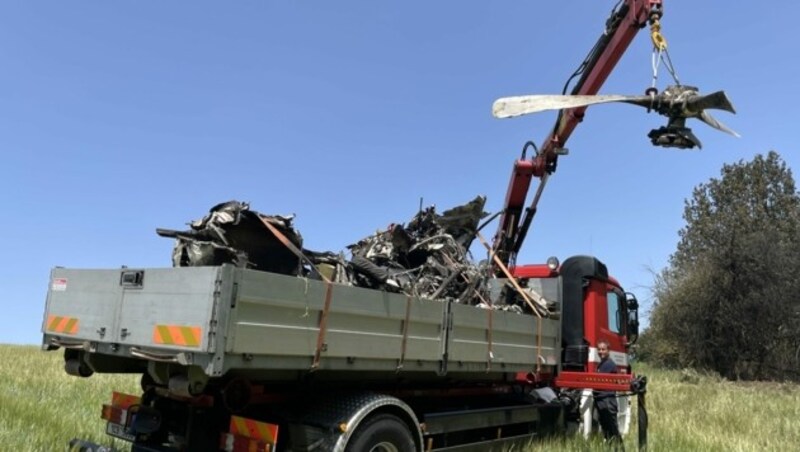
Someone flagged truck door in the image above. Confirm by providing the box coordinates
[582,280,629,372]
[599,285,629,371]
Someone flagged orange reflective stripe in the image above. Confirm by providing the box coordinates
[221,432,275,452]
[152,325,202,347]
[153,326,164,344]
[179,326,200,346]
[111,392,141,410]
[47,315,60,331]
[231,416,249,436]
[258,423,278,443]
[46,315,79,335]
[168,326,183,344]
[154,326,168,344]
[56,316,70,332]
[64,318,79,334]
[229,416,278,443]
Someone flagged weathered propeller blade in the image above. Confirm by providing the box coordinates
[492,94,636,119]
[692,90,736,114]
[492,85,739,143]
[699,110,740,137]
[492,90,736,119]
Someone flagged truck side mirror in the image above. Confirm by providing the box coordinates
[625,292,639,345]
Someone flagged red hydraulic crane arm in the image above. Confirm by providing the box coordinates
[493,0,663,267]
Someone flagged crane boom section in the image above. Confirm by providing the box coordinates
[494,0,661,266]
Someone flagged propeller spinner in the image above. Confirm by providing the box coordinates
[492,85,739,149]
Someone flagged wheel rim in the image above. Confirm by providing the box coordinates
[369,441,399,452]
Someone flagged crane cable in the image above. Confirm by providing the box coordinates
[648,17,681,97]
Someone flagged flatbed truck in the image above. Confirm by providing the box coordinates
[43,256,645,451]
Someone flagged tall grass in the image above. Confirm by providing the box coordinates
[631,362,800,451]
[529,362,800,451]
[0,345,797,451]
[0,344,138,451]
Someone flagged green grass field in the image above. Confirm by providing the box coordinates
[1,344,797,451]
[0,344,139,451]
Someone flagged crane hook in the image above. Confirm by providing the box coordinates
[650,19,668,51]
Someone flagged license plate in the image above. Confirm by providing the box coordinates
[106,422,135,442]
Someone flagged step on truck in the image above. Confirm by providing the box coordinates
[42,255,647,451]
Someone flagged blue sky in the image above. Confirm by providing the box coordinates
[1,1,796,345]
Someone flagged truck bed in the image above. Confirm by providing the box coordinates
[42,265,560,381]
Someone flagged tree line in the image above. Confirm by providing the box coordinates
[638,151,800,381]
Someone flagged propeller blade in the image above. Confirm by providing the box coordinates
[691,91,736,114]
[699,110,741,137]
[492,94,636,118]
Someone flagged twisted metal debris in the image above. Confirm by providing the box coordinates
[156,197,545,313]
[346,196,489,303]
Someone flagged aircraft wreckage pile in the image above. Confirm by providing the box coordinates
[156,198,533,312]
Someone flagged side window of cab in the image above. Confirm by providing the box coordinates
[606,290,621,334]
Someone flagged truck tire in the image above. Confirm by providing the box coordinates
[345,413,416,452]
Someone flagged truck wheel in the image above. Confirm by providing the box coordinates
[345,413,416,452]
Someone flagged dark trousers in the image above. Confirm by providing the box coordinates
[596,396,623,447]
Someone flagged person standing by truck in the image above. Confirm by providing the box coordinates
[595,340,623,447]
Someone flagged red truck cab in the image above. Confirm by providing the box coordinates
[512,255,640,382]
